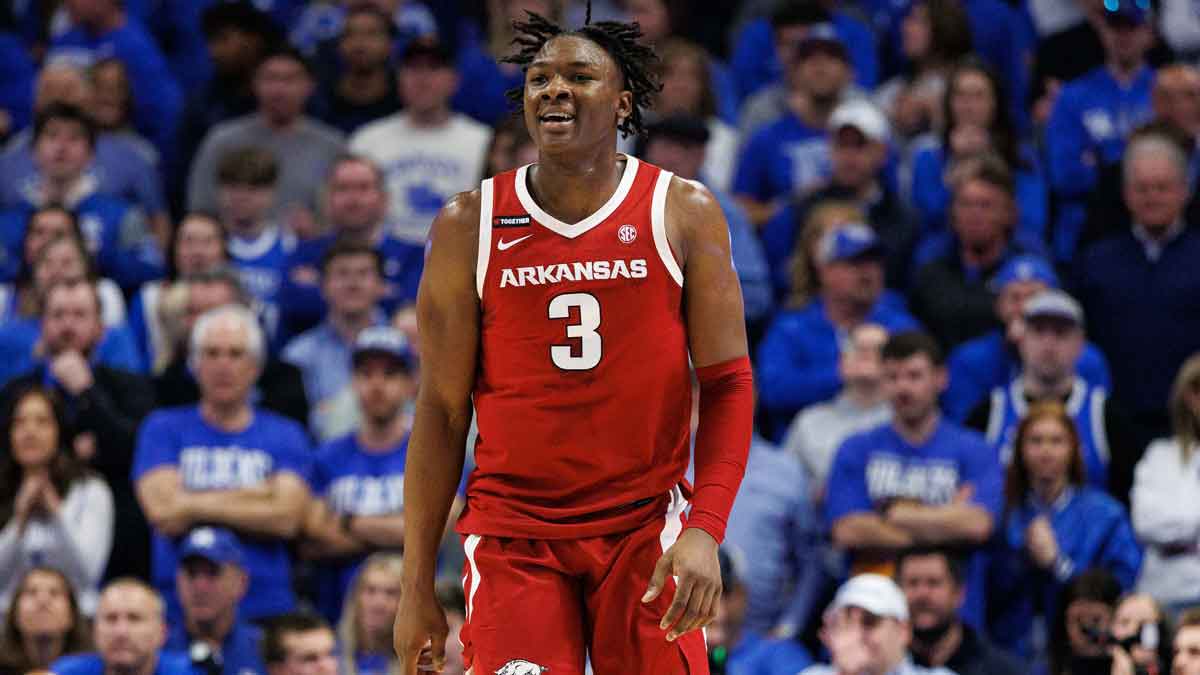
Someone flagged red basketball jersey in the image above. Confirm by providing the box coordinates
[457,156,693,540]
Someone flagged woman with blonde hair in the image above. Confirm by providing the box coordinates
[785,200,865,308]
[337,554,404,675]
[1132,353,1200,615]
[988,401,1142,657]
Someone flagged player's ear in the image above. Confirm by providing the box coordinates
[616,90,633,126]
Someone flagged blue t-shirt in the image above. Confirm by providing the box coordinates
[0,319,144,387]
[0,34,34,137]
[733,113,828,204]
[725,630,813,675]
[228,226,296,346]
[52,651,198,675]
[132,406,312,621]
[165,620,264,675]
[310,433,410,621]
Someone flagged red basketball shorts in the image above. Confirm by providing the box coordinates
[458,486,709,674]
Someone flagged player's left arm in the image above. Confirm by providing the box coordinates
[644,176,754,642]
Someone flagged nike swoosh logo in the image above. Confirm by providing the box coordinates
[497,234,533,251]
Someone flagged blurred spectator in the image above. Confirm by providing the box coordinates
[910,154,1037,350]
[1044,0,1155,263]
[800,574,950,675]
[757,223,918,439]
[723,435,823,640]
[730,1,878,106]
[213,147,292,343]
[128,213,229,375]
[0,63,166,231]
[874,0,971,143]
[0,11,34,144]
[259,613,337,675]
[0,567,90,674]
[482,117,537,179]
[1045,569,1123,675]
[908,58,1048,251]
[945,255,1111,423]
[302,328,437,621]
[279,155,425,338]
[734,16,854,226]
[46,0,183,161]
[650,39,738,192]
[51,579,194,675]
[0,279,153,582]
[966,290,1141,500]
[166,527,264,675]
[174,1,279,209]
[188,45,345,226]
[897,547,1024,675]
[335,554,404,675]
[134,304,312,621]
[283,242,388,440]
[316,5,401,136]
[706,548,813,674]
[0,384,112,613]
[1176,610,1200,675]
[781,323,891,498]
[762,98,918,294]
[152,268,309,427]
[1154,64,1200,144]
[1075,132,1200,439]
[1,103,163,293]
[1109,593,1172,675]
[435,580,467,675]
[826,332,1000,625]
[638,115,772,331]
[291,0,437,66]
[1131,354,1200,615]
[987,402,1142,657]
[451,0,562,127]
[350,38,491,244]
[770,199,862,306]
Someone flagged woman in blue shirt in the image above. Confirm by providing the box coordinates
[987,401,1142,658]
[335,554,406,675]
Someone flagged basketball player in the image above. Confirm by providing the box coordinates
[393,10,753,675]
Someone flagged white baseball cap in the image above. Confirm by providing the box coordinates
[826,574,910,621]
[830,98,890,144]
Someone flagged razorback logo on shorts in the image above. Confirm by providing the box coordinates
[495,660,548,674]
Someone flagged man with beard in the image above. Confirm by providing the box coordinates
[897,547,1024,675]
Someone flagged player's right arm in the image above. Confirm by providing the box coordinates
[394,190,481,675]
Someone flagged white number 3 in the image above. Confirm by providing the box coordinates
[548,293,602,370]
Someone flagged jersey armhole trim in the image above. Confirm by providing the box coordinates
[651,170,684,287]
[476,178,494,300]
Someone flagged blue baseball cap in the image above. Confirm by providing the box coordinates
[179,526,243,568]
[1102,0,1150,26]
[817,223,884,264]
[353,326,414,370]
[989,254,1059,292]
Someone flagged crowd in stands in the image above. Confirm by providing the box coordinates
[2,0,1200,673]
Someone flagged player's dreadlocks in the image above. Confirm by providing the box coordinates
[502,2,661,139]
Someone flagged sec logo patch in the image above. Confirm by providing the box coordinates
[617,224,637,244]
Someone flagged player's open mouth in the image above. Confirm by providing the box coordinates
[539,112,575,128]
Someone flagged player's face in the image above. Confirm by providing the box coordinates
[523,35,633,155]
[42,283,104,356]
[34,119,91,183]
[1020,416,1075,487]
[352,355,412,424]
[355,567,402,638]
[1175,627,1200,675]
[176,558,246,625]
[195,319,260,408]
[15,570,73,638]
[898,554,963,634]
[882,354,945,425]
[10,393,60,472]
[174,215,227,276]
[1019,317,1083,382]
[327,161,387,232]
[94,586,166,672]
[1124,154,1189,230]
[278,629,338,675]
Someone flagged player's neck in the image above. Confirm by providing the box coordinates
[528,145,624,224]
[200,400,254,433]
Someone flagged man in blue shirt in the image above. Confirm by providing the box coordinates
[1044,0,1156,263]
[301,326,448,622]
[282,240,387,441]
[133,304,312,622]
[826,331,1002,626]
[279,155,425,339]
[52,579,196,675]
[167,527,265,675]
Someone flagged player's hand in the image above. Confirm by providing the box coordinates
[394,582,449,674]
[642,527,721,642]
